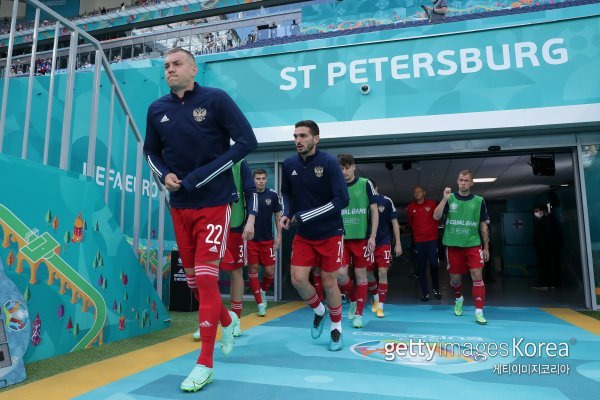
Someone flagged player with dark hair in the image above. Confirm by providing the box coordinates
[247,168,282,317]
[280,120,349,351]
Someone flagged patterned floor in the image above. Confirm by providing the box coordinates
[71,304,600,400]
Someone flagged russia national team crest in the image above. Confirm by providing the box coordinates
[378,205,385,213]
[314,166,324,177]
[265,198,272,205]
[425,207,431,212]
[193,107,207,122]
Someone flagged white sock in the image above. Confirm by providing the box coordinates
[373,293,379,302]
[456,296,464,303]
[378,302,384,310]
[314,303,326,316]
[331,321,342,332]
[475,308,483,315]
[258,302,265,307]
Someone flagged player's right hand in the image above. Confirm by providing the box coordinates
[164,173,181,192]
[280,216,290,230]
[443,187,452,200]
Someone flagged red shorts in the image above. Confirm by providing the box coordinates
[446,246,484,274]
[368,244,392,270]
[170,205,230,267]
[291,234,343,273]
[343,239,372,269]
[221,231,246,271]
[247,240,276,267]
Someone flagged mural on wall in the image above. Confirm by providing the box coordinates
[300,0,574,33]
[0,259,30,388]
[125,235,174,307]
[0,155,170,363]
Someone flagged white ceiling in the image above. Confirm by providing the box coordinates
[355,153,574,208]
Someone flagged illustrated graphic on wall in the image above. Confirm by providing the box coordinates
[0,259,30,388]
[72,212,84,243]
[0,204,107,352]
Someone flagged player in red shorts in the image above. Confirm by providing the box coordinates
[218,159,256,337]
[144,47,257,391]
[247,168,282,317]
[280,120,349,351]
[336,154,378,329]
[366,181,402,318]
[433,170,490,325]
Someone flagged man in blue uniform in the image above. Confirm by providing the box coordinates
[247,168,282,317]
[144,47,257,392]
[280,120,349,351]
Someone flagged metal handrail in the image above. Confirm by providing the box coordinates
[0,0,167,298]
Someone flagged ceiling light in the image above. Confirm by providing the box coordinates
[473,178,497,183]
[561,184,569,187]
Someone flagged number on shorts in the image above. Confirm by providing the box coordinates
[238,245,245,259]
[363,246,370,259]
[337,240,343,259]
[384,250,391,260]
[269,248,275,258]
[479,249,484,264]
[205,224,223,244]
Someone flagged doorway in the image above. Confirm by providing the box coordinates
[279,148,587,308]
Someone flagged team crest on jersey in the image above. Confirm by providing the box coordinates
[425,207,431,212]
[193,107,207,122]
[314,166,324,177]
[265,198,272,205]
[450,202,458,211]
[378,205,385,213]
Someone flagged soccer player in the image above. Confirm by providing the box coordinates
[144,47,257,392]
[367,181,402,318]
[433,170,490,325]
[280,120,349,351]
[219,159,257,336]
[247,168,282,317]
[336,154,378,329]
[407,186,441,302]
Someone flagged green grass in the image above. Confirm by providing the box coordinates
[2,301,285,390]
[579,311,600,321]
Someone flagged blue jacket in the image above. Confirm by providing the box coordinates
[280,150,349,240]
[374,194,399,245]
[144,83,257,208]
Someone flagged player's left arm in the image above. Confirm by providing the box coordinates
[241,161,256,240]
[274,192,283,250]
[390,199,402,256]
[366,180,379,252]
[274,212,282,250]
[479,199,490,262]
[181,90,258,191]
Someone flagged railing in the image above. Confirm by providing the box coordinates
[0,9,301,74]
[0,0,167,298]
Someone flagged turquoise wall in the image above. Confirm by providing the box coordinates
[0,154,170,363]
[205,11,600,128]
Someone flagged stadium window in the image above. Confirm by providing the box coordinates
[122,45,132,60]
[133,43,143,58]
